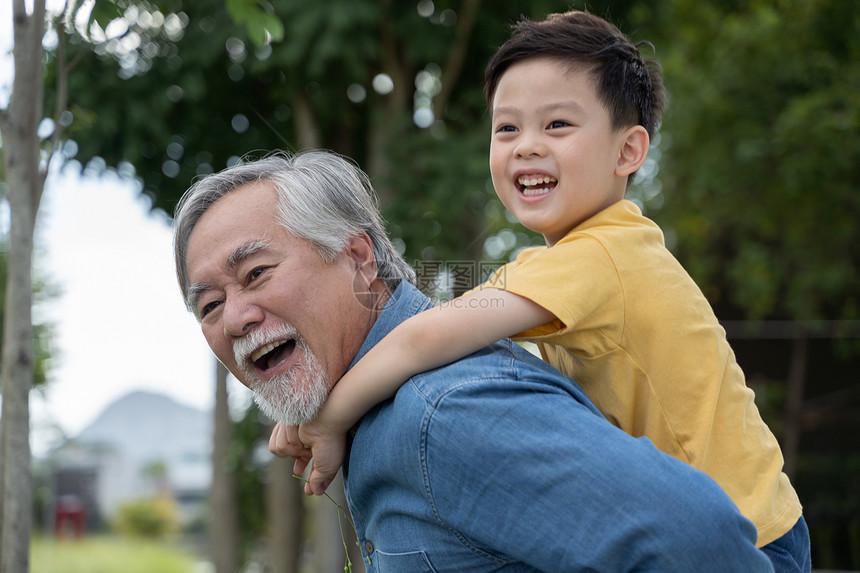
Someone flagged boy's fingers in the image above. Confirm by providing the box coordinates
[268,423,287,457]
[284,424,300,445]
[270,423,312,460]
[293,456,310,477]
[308,468,337,496]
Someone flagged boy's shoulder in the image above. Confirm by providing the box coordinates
[567,200,662,242]
[511,200,666,265]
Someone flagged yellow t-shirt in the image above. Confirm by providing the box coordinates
[485,199,801,547]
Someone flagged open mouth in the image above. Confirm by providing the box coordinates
[517,175,557,197]
[250,339,297,372]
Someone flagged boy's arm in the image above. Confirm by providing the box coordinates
[287,288,554,495]
[321,287,554,430]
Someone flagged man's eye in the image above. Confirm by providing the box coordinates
[247,266,268,283]
[200,300,222,318]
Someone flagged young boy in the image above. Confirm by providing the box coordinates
[271,10,810,571]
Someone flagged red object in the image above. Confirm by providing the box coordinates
[55,495,86,539]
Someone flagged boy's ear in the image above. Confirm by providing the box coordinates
[615,125,650,177]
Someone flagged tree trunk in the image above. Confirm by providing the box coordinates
[211,360,239,573]
[265,454,303,572]
[294,92,321,151]
[433,0,481,119]
[366,0,413,203]
[312,471,363,573]
[0,1,47,571]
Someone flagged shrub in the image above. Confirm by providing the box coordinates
[112,495,180,539]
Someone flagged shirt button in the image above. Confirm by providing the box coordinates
[365,540,375,554]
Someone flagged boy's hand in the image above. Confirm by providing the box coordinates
[267,420,347,496]
[298,419,346,496]
[269,422,311,474]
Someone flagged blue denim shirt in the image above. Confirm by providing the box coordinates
[343,282,772,572]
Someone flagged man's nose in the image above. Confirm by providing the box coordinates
[222,294,264,338]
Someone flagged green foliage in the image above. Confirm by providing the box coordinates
[47,0,581,255]
[225,0,284,46]
[111,496,180,539]
[31,535,198,573]
[639,0,860,321]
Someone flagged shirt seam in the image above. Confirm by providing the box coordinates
[418,345,521,567]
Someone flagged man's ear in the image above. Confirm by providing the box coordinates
[347,233,384,311]
[347,232,378,285]
[615,125,650,177]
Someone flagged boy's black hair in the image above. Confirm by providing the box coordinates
[485,10,667,138]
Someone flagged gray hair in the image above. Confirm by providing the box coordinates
[173,149,416,310]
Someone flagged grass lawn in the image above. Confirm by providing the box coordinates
[31,535,206,573]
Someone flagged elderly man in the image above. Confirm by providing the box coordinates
[174,150,773,572]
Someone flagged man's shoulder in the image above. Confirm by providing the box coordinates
[403,338,591,409]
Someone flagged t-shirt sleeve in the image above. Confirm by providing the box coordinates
[481,235,623,340]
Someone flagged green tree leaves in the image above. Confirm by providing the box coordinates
[644,0,860,321]
[225,0,284,46]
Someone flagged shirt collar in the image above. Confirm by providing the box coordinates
[349,281,431,370]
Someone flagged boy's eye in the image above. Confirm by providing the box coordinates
[495,124,517,133]
[548,120,570,129]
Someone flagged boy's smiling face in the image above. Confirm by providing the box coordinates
[489,57,647,246]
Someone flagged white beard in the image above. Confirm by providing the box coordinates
[233,324,331,424]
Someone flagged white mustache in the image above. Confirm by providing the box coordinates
[233,323,300,372]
